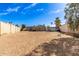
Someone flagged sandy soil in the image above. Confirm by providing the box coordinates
[0,31,72,56]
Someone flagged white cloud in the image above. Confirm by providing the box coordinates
[0,6,20,16]
[24,3,38,9]
[31,3,37,7]
[54,9,61,13]
[6,6,20,12]
[61,19,66,25]
[0,13,8,16]
[36,8,44,11]
[50,9,63,14]
[22,3,38,15]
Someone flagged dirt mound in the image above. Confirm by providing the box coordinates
[26,38,79,56]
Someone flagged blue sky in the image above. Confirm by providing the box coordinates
[0,3,66,27]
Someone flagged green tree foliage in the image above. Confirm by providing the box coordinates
[26,25,46,31]
[64,3,79,32]
[20,24,26,31]
[16,24,19,27]
[55,17,61,30]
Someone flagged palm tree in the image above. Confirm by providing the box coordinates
[55,17,61,31]
[51,22,53,27]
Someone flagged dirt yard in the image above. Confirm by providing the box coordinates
[0,31,73,56]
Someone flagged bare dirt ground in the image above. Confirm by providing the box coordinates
[0,31,75,56]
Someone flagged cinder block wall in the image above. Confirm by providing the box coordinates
[11,24,16,33]
[60,24,70,33]
[0,21,20,35]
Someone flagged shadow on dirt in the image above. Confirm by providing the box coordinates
[26,37,79,56]
[61,32,79,38]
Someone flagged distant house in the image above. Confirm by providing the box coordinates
[0,21,20,35]
[26,26,33,31]
[47,27,56,31]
